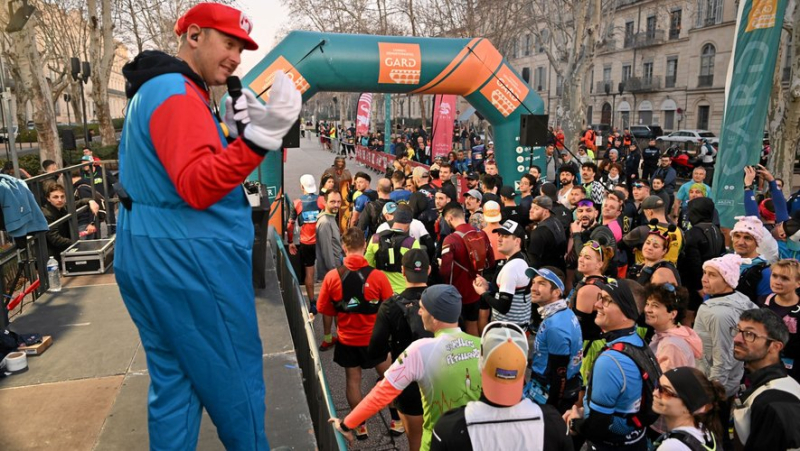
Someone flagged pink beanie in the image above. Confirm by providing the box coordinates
[703,254,752,289]
[730,216,764,246]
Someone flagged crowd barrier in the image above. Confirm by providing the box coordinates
[267,227,347,451]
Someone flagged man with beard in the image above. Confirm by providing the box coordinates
[465,172,480,191]
[544,144,559,183]
[580,162,606,205]
[528,196,567,273]
[557,166,577,207]
[322,156,354,232]
[316,190,344,352]
[569,199,617,277]
[600,190,629,278]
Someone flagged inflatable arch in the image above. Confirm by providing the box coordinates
[241,31,545,228]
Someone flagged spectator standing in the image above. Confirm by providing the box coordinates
[644,283,702,371]
[316,190,343,352]
[527,196,567,273]
[331,285,482,450]
[732,309,800,450]
[641,140,661,182]
[317,228,394,440]
[526,267,583,413]
[431,321,573,451]
[760,259,800,382]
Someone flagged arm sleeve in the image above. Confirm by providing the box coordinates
[317,222,337,271]
[744,189,759,217]
[769,180,790,223]
[367,302,393,360]
[544,354,571,407]
[343,378,403,429]
[149,93,265,210]
[481,291,513,315]
[707,313,737,392]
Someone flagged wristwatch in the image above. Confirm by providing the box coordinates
[339,420,351,432]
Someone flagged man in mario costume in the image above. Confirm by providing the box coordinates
[115,3,302,449]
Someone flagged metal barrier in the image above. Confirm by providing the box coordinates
[267,227,347,451]
[1,160,119,327]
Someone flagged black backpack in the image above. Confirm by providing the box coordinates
[738,261,768,302]
[694,223,725,260]
[592,341,663,429]
[393,295,433,341]
[375,231,411,273]
[331,266,381,314]
[416,187,438,226]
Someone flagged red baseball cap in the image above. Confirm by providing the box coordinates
[174,3,258,51]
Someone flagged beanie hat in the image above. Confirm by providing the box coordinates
[731,215,764,246]
[759,199,776,223]
[421,285,462,323]
[600,278,639,321]
[703,253,752,289]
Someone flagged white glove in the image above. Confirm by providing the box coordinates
[223,94,248,139]
[240,71,302,150]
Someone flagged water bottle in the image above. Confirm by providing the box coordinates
[47,256,61,293]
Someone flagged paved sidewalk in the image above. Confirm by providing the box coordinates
[0,260,315,450]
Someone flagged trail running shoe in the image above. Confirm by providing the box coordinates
[355,424,369,441]
[389,420,405,436]
[318,336,337,352]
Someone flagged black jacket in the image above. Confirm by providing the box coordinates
[41,202,76,261]
[678,198,724,306]
[737,363,800,451]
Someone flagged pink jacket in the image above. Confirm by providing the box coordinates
[649,325,704,372]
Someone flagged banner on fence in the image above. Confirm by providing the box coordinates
[431,95,457,159]
[356,93,373,137]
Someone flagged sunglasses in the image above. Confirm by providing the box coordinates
[576,199,595,208]
[632,182,646,188]
[655,384,678,399]
[663,283,680,308]
[582,240,604,261]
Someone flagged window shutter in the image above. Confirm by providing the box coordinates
[714,0,723,24]
[696,0,705,27]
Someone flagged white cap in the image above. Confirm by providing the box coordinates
[300,174,317,193]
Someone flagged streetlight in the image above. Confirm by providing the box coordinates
[70,57,91,145]
[605,82,625,130]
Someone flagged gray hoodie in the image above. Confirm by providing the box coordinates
[694,291,758,396]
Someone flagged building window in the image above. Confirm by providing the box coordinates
[664,110,675,130]
[697,105,710,129]
[589,69,594,93]
[587,106,593,125]
[640,111,653,125]
[643,62,654,83]
[666,57,678,87]
[624,21,635,48]
[556,75,564,96]
[603,66,612,83]
[511,39,518,59]
[522,67,531,84]
[699,44,715,87]
[646,16,657,39]
[621,111,630,129]
[535,66,546,91]
[670,9,682,39]
[697,0,723,27]
[525,34,532,56]
[622,64,632,82]
[539,29,549,53]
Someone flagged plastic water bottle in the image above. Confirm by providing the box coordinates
[47,256,61,292]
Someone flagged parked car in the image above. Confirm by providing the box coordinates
[630,125,664,140]
[656,129,719,145]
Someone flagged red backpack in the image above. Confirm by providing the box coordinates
[453,229,489,274]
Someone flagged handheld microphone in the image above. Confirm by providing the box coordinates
[226,76,246,137]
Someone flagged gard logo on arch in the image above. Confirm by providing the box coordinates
[378,43,422,85]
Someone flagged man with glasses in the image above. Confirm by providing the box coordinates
[732,308,800,450]
[695,254,758,449]
[563,279,655,450]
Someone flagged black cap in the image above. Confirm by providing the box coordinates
[499,185,517,199]
[402,249,429,284]
[466,172,480,181]
[493,219,526,239]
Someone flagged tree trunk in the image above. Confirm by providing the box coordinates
[561,74,586,150]
[768,11,799,196]
[88,0,117,147]
[11,19,61,164]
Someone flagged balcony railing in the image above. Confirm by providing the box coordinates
[665,75,676,88]
[596,81,617,94]
[632,30,665,48]
[626,75,662,92]
[623,35,635,48]
[597,38,617,52]
[698,74,714,87]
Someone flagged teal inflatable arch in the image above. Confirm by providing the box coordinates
[241,31,544,228]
